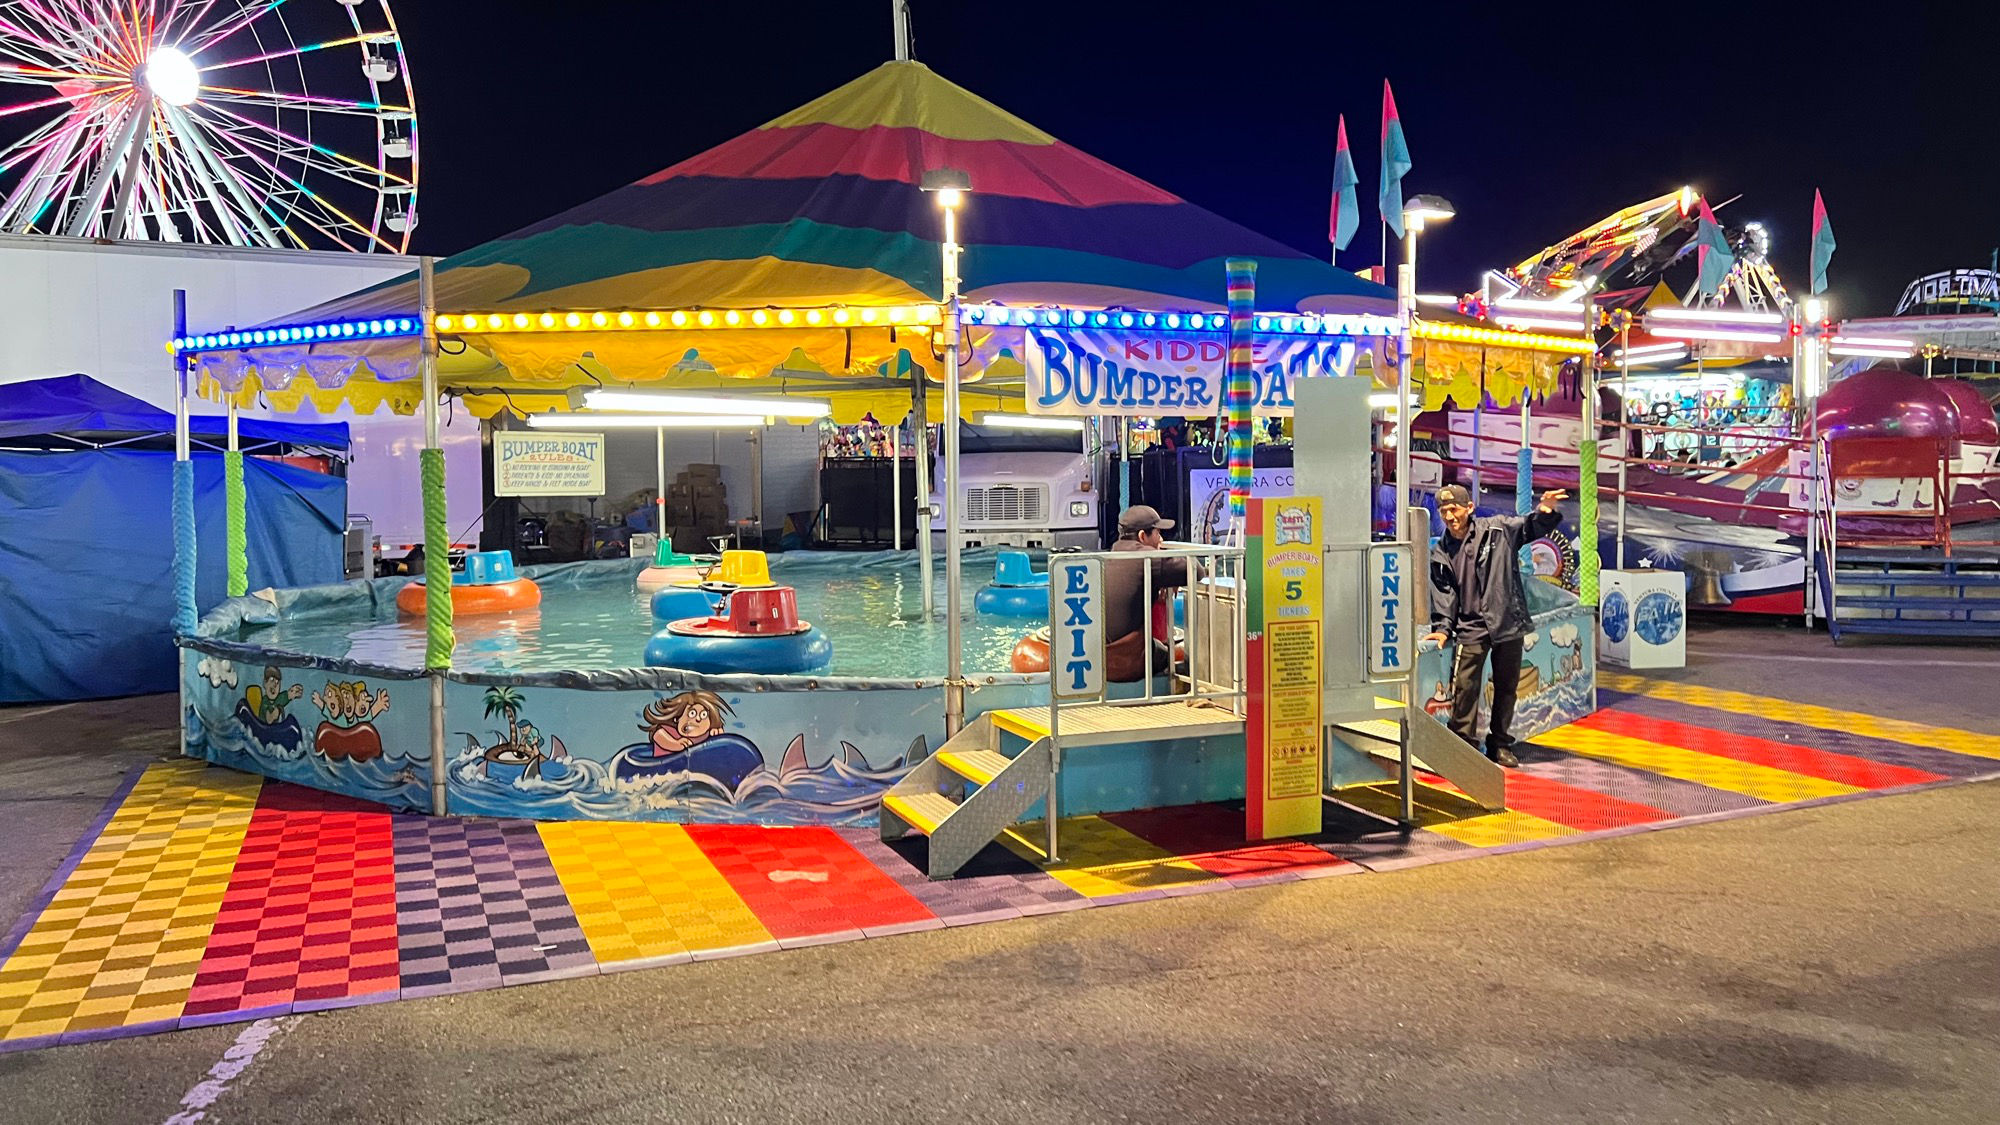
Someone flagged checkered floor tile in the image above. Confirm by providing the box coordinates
[5,674,1998,1054]
[0,761,260,1042]
[684,825,935,942]
[392,818,596,995]
[181,784,399,1017]
[536,821,773,963]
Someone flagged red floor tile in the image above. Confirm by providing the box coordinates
[1101,804,1354,879]
[683,825,937,940]
[181,790,399,1018]
[1485,770,1675,833]
[1578,711,1946,790]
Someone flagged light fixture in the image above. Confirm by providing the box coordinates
[577,390,832,418]
[527,413,764,430]
[1402,193,1456,232]
[920,167,971,209]
[144,46,200,107]
[1646,306,1786,326]
[978,412,1085,431]
[1366,393,1401,410]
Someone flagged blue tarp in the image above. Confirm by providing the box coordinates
[0,449,346,701]
[0,374,349,447]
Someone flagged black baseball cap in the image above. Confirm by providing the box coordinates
[1435,485,1474,508]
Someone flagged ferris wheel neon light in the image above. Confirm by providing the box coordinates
[0,0,419,251]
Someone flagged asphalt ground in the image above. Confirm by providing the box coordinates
[1,621,1995,1124]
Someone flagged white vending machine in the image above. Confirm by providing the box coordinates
[1598,569,1686,669]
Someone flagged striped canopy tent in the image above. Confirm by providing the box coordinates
[191,60,1395,424]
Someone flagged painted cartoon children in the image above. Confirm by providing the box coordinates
[1423,679,1452,718]
[351,683,391,722]
[641,690,735,758]
[248,665,303,724]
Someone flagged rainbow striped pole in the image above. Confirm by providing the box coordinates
[1225,259,1257,536]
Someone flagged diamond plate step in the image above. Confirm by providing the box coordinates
[881,791,956,836]
[938,748,1012,786]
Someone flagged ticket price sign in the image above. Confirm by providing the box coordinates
[1246,496,1324,840]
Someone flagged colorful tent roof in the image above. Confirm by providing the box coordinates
[305,60,1391,323]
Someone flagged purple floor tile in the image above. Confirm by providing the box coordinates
[1512,749,1765,817]
[178,1002,293,1031]
[0,1034,64,1055]
[59,1017,182,1045]
[392,817,596,992]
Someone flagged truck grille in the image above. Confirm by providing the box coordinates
[965,485,1046,523]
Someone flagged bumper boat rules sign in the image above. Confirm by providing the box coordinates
[1246,496,1323,840]
[495,431,607,497]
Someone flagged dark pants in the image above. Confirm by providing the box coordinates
[1447,635,1525,757]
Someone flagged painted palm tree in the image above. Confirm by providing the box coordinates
[483,686,526,749]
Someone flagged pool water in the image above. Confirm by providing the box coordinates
[249,550,1047,679]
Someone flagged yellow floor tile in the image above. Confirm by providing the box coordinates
[0,761,261,1041]
[1601,673,2000,761]
[1426,809,1579,848]
[1537,724,1862,803]
[537,821,771,964]
[1002,816,1219,897]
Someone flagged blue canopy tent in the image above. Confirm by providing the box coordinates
[0,375,350,701]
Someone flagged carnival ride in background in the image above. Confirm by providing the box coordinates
[1413,187,2000,616]
[0,0,419,251]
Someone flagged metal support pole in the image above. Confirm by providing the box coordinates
[656,425,667,545]
[890,422,902,550]
[1615,326,1630,570]
[1395,230,1417,541]
[942,201,966,736]
[912,387,934,614]
[172,290,195,758]
[418,258,453,815]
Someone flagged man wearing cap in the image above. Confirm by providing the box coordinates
[1423,485,1567,767]
[1104,505,1189,671]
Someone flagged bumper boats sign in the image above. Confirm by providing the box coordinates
[495,431,606,497]
[1023,329,1394,417]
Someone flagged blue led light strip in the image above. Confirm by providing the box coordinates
[172,315,423,354]
[960,303,1401,337]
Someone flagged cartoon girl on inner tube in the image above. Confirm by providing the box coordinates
[613,689,765,791]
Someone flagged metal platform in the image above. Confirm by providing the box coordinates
[993,701,1247,747]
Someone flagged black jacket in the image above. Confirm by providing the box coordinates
[1428,509,1560,646]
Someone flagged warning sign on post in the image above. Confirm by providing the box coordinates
[1246,496,1324,840]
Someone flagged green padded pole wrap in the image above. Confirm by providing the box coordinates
[224,450,247,598]
[420,447,454,669]
[1577,439,1599,605]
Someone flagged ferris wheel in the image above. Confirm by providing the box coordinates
[0,0,418,252]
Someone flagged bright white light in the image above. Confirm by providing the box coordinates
[580,390,830,418]
[1646,325,1787,343]
[1646,306,1787,326]
[1366,393,1400,410]
[935,188,963,209]
[145,47,200,106]
[979,413,1085,431]
[529,413,764,430]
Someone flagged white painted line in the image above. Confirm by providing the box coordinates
[160,1016,298,1125]
[0,705,64,726]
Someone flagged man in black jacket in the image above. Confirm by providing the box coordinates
[1422,484,1567,767]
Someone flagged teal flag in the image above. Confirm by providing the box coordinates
[1695,197,1734,298]
[1811,190,1836,295]
[1379,81,1410,239]
[1330,114,1359,252]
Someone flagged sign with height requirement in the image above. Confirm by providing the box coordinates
[1246,495,1324,840]
[493,430,607,497]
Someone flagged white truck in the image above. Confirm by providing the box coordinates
[928,430,1099,551]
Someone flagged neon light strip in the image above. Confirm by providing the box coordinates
[963,302,1403,337]
[1413,320,1596,354]
[1646,306,1786,326]
[440,304,943,333]
[1645,325,1787,343]
[173,316,422,353]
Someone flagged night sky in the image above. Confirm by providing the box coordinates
[400,1,1997,317]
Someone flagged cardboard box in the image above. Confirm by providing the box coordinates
[685,463,722,480]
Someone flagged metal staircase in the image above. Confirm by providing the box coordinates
[1328,704,1507,815]
[880,713,1056,879]
[1817,549,2000,642]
